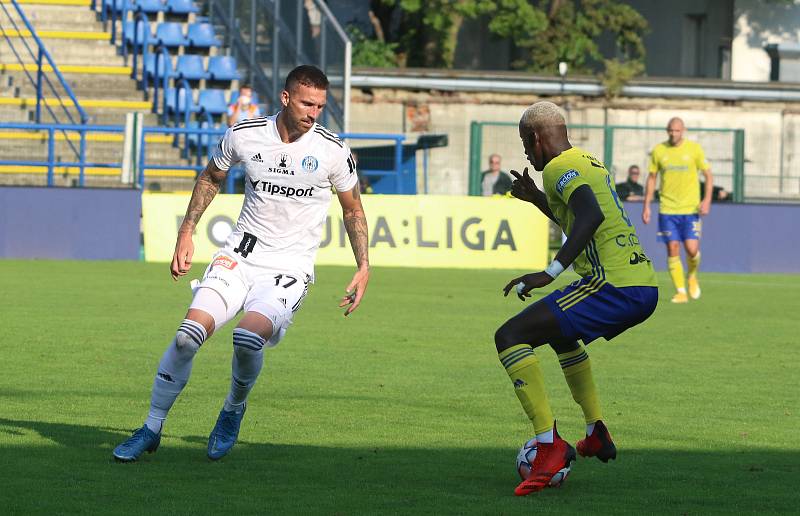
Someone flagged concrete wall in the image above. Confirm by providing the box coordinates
[350,90,800,200]
[732,0,800,82]
[0,187,141,260]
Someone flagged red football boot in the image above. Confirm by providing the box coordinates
[514,422,576,496]
[576,420,617,463]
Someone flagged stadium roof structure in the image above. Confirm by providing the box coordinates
[352,68,800,103]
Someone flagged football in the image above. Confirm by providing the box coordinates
[516,438,572,486]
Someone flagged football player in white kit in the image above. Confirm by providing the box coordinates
[113,65,370,462]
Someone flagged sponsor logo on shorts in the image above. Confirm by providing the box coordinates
[301,155,319,173]
[556,169,579,194]
[212,255,238,270]
[206,274,230,287]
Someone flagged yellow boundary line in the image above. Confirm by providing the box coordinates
[0,64,132,75]
[0,0,92,5]
[0,165,196,178]
[0,131,173,143]
[0,97,152,109]
[0,29,110,40]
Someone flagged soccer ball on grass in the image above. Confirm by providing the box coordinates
[516,438,572,486]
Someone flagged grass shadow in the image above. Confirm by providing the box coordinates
[0,418,797,514]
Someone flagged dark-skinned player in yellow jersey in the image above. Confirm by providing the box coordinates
[495,101,658,496]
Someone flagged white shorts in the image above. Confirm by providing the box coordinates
[189,250,309,346]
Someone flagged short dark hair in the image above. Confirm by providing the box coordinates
[285,65,329,91]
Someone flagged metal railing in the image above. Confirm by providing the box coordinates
[469,122,750,202]
[0,122,406,191]
[207,0,351,132]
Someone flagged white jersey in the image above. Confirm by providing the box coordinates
[212,114,358,279]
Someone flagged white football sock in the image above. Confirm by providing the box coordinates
[536,428,554,444]
[145,319,207,433]
[223,328,266,412]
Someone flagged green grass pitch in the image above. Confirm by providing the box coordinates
[0,260,797,514]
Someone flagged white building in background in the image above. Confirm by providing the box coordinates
[732,0,800,82]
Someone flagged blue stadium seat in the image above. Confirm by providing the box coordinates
[103,0,134,16]
[155,22,188,47]
[186,120,216,148]
[198,89,228,115]
[123,20,152,47]
[207,56,240,81]
[176,55,209,80]
[165,87,199,114]
[144,53,174,81]
[165,0,198,14]
[135,0,165,14]
[186,23,221,48]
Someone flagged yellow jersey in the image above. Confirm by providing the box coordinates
[648,139,709,215]
[542,147,657,288]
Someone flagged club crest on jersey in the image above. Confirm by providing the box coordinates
[556,169,580,194]
[301,155,319,173]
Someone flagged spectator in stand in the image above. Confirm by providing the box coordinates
[227,85,262,127]
[481,154,513,196]
[615,165,644,201]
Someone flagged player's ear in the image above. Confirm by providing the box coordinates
[281,90,289,107]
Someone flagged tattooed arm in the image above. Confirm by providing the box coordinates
[171,159,228,280]
[336,185,370,316]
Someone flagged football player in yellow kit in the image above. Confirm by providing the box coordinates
[643,117,713,303]
[495,101,658,496]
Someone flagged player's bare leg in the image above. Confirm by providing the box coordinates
[684,239,701,299]
[666,240,688,303]
[208,312,272,460]
[113,309,215,462]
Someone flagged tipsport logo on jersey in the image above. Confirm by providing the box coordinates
[141,194,549,269]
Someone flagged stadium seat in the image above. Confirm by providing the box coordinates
[135,0,165,14]
[144,53,174,81]
[186,120,216,148]
[198,89,228,115]
[123,20,152,47]
[176,55,209,80]
[165,87,198,114]
[208,56,240,81]
[103,0,133,17]
[155,22,189,47]
[186,23,221,48]
[165,0,198,15]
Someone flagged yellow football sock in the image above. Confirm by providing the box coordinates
[667,255,686,292]
[558,346,602,424]
[687,252,701,277]
[499,345,553,435]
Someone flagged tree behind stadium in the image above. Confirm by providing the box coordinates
[363,0,647,86]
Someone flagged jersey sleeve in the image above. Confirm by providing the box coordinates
[212,127,239,171]
[329,143,359,192]
[647,146,660,174]
[545,167,590,204]
[694,143,710,171]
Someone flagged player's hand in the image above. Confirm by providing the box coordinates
[699,199,711,216]
[171,231,194,281]
[503,271,554,301]
[339,266,369,316]
[510,167,540,203]
[642,205,651,224]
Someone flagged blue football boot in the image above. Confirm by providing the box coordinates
[113,425,160,462]
[207,403,246,460]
